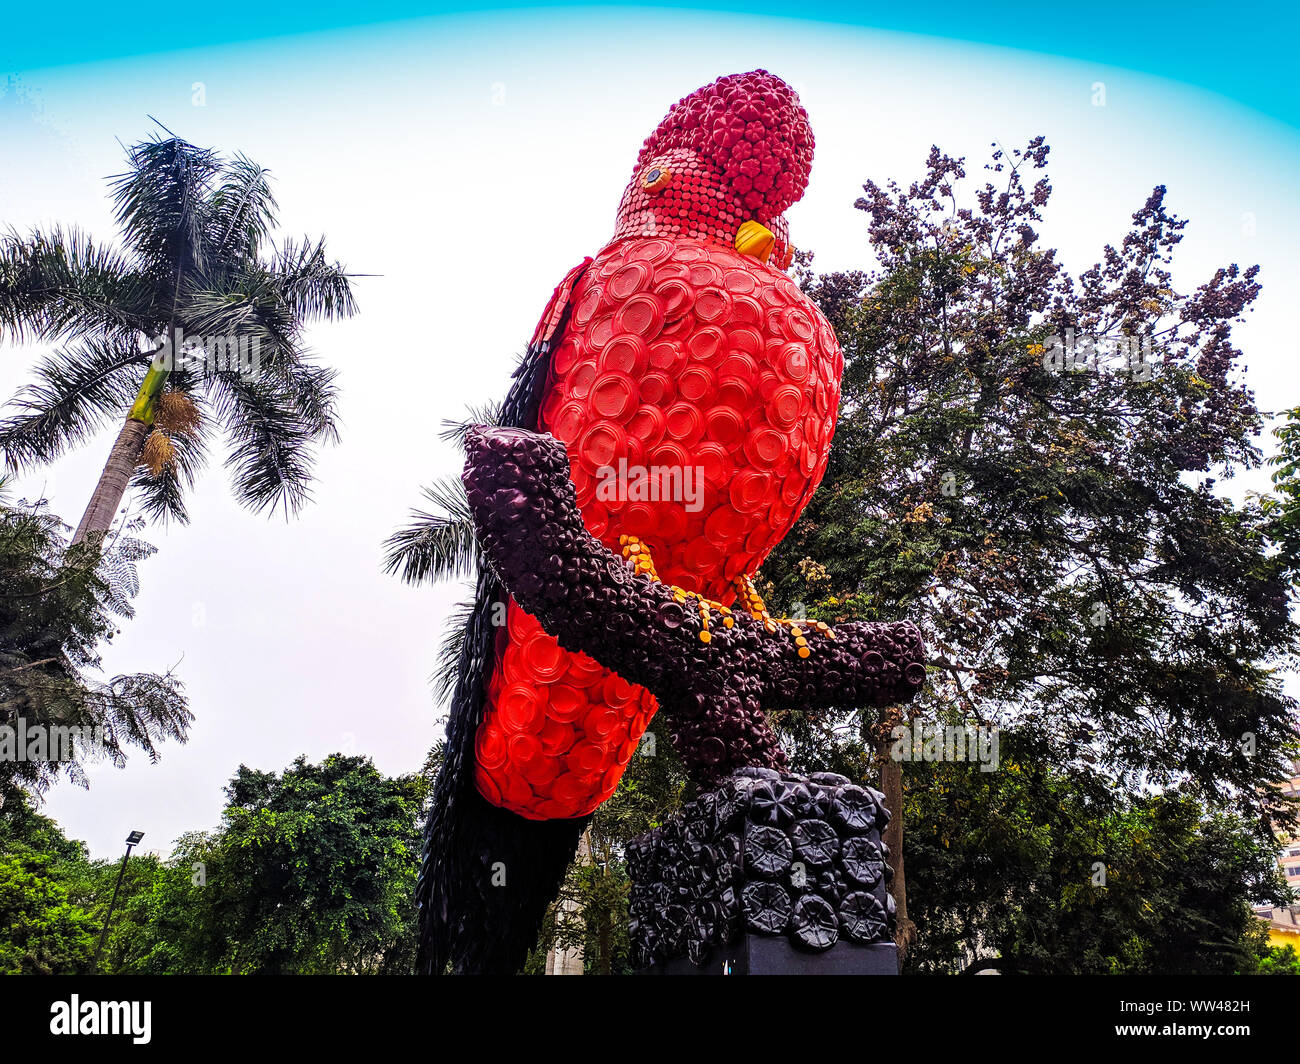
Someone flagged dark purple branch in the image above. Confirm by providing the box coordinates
[463,426,926,785]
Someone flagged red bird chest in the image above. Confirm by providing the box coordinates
[538,236,844,603]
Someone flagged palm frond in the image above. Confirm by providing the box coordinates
[439,402,503,448]
[205,154,277,260]
[109,135,219,286]
[382,477,479,585]
[208,370,319,516]
[282,359,340,443]
[128,406,208,525]
[178,270,299,361]
[267,236,359,322]
[433,597,477,704]
[0,225,149,343]
[0,338,148,468]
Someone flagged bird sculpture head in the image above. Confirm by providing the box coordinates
[613,69,815,270]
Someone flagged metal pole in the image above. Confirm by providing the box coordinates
[93,842,134,970]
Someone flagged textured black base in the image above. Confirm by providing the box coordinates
[641,936,899,975]
[627,768,897,971]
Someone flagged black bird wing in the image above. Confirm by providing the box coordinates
[416,257,594,974]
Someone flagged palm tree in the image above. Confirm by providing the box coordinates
[0,131,357,546]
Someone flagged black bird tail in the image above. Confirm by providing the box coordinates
[415,567,588,974]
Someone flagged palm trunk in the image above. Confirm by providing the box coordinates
[70,347,170,549]
[879,750,915,957]
[70,418,149,547]
[871,711,916,963]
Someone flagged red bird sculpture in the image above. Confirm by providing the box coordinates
[418,70,844,974]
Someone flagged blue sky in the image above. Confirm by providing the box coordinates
[5,1,1298,127]
[3,5,1298,856]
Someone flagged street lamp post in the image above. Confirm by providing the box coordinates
[94,830,144,971]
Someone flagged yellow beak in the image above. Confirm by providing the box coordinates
[734,219,776,262]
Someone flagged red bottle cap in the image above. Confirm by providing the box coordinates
[615,293,664,336]
[688,325,725,361]
[540,717,577,756]
[724,268,758,294]
[507,732,543,766]
[499,683,546,734]
[577,422,624,471]
[570,362,596,400]
[704,505,748,546]
[547,683,589,724]
[695,287,730,323]
[521,631,567,682]
[730,470,773,513]
[547,400,586,445]
[744,427,788,467]
[768,384,803,427]
[654,278,693,319]
[627,404,667,449]
[599,334,648,377]
[589,372,637,420]
[647,339,684,371]
[475,723,508,770]
[731,294,764,325]
[639,371,675,405]
[705,406,744,445]
[695,441,734,484]
[665,403,705,445]
[608,260,651,300]
[683,537,723,574]
[679,365,715,402]
[782,342,811,382]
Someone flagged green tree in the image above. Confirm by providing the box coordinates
[188,754,427,974]
[0,786,97,974]
[901,730,1288,974]
[1,492,190,793]
[1258,943,1300,974]
[763,137,1299,949]
[0,849,97,973]
[0,131,357,545]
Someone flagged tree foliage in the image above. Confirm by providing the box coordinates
[765,137,1297,827]
[0,494,190,793]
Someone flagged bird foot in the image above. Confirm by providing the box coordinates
[732,575,835,656]
[619,535,735,644]
[617,537,834,653]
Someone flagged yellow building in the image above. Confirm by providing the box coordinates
[1257,764,1300,949]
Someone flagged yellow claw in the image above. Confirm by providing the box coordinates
[731,574,836,643]
[621,536,729,646]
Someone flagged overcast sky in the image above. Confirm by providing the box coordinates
[3,7,1298,858]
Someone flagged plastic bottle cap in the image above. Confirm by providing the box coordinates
[608,260,651,300]
[590,372,638,419]
[615,294,665,336]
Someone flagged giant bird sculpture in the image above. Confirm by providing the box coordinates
[416,70,923,974]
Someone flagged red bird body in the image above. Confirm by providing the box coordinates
[472,72,843,821]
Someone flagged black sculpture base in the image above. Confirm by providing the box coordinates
[641,936,898,975]
[628,768,898,975]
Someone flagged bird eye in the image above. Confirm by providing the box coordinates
[642,166,672,193]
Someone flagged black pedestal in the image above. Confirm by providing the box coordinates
[643,936,898,975]
[628,769,898,975]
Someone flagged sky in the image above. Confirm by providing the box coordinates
[2,5,1299,857]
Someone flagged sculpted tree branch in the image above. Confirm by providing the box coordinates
[463,426,927,786]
